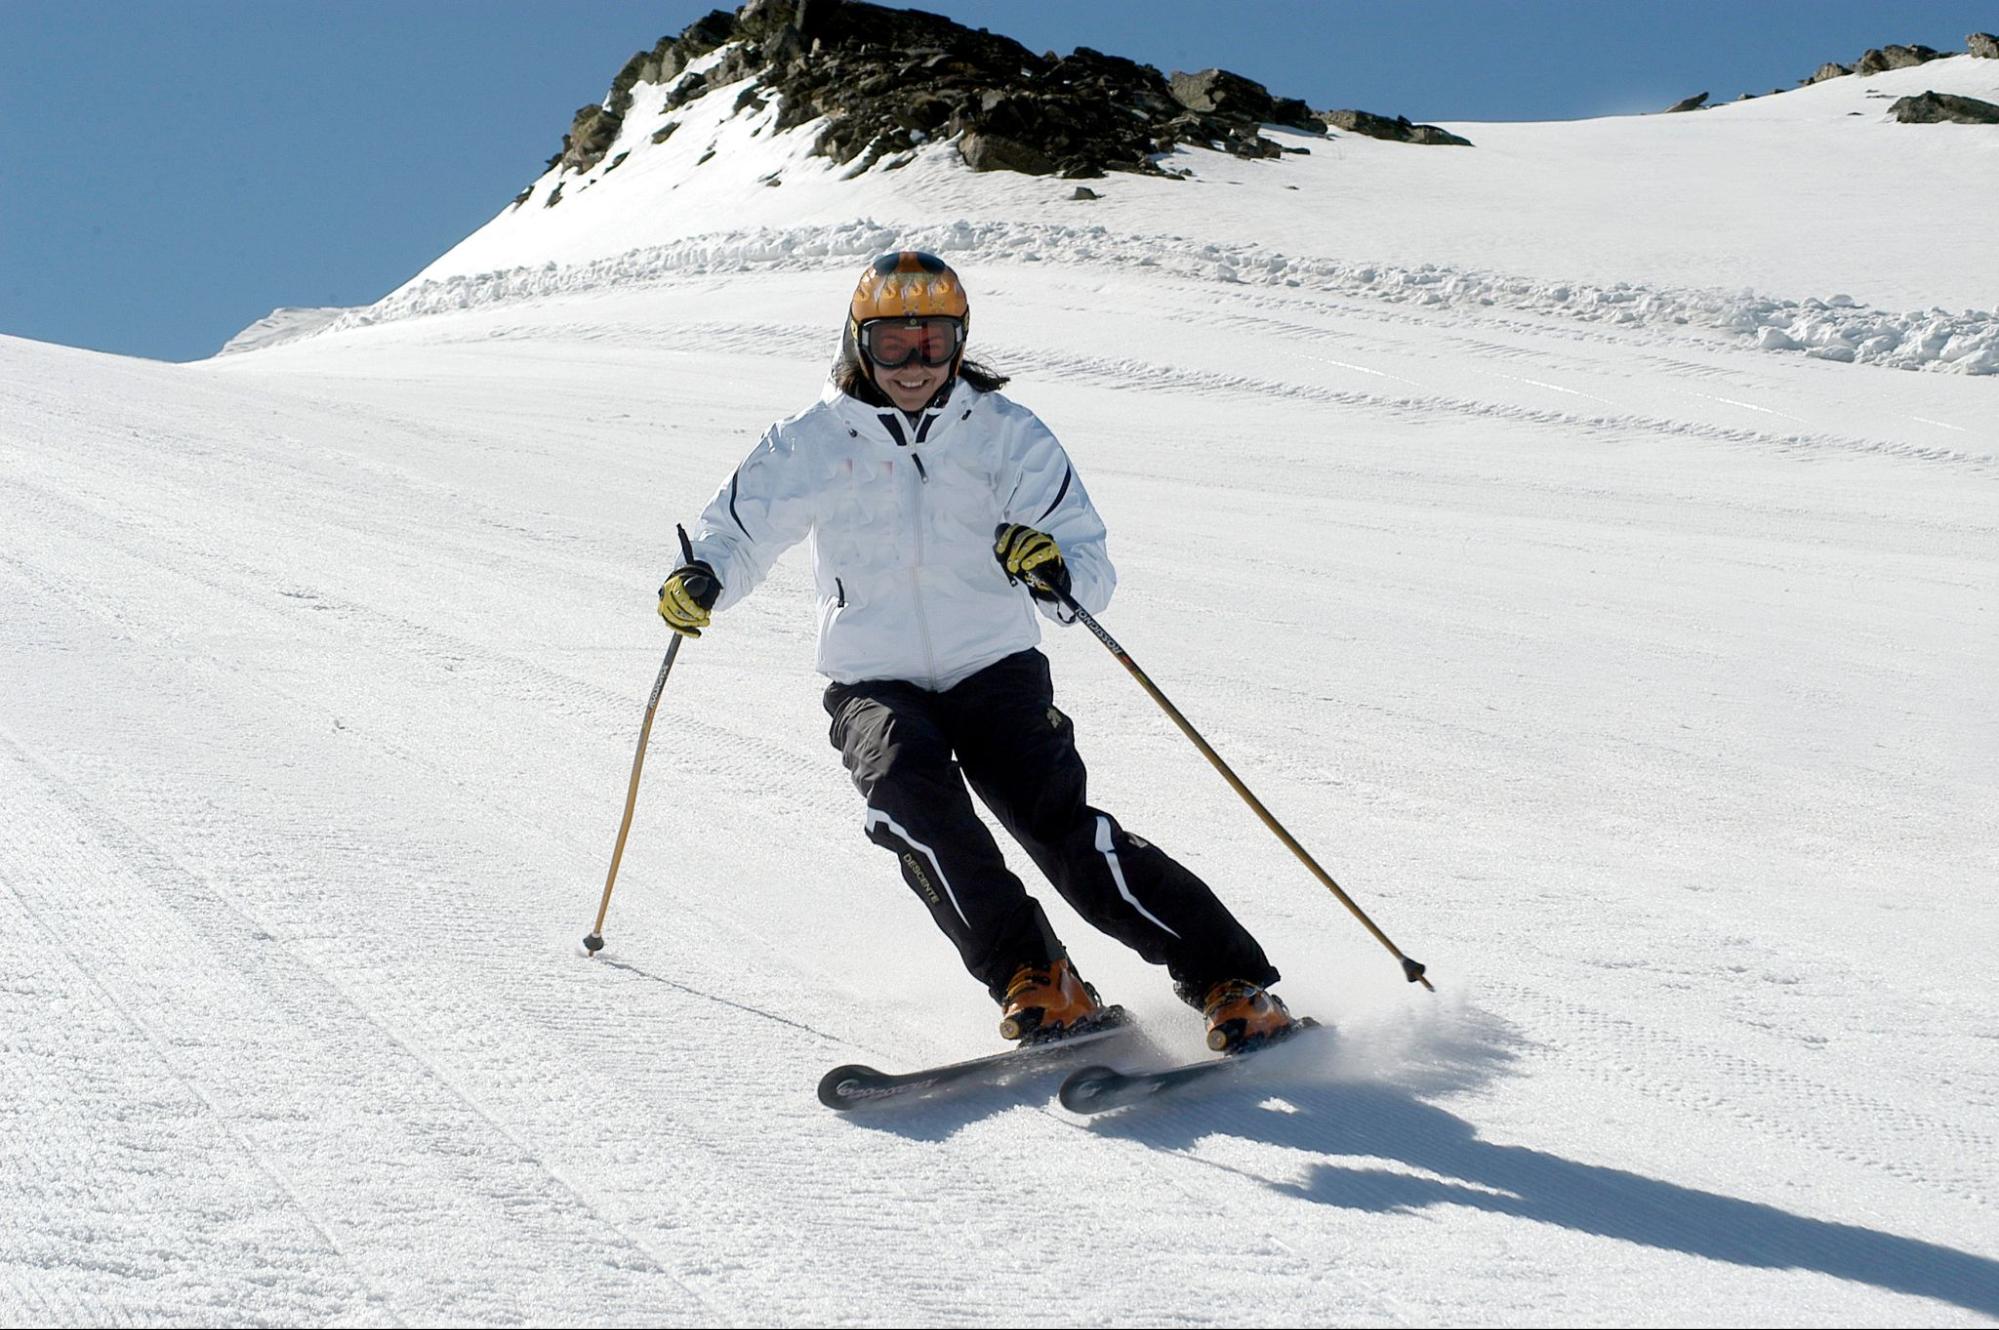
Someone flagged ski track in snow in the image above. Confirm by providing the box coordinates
[0,352,1509,1324]
[6,226,1998,1325]
[336,303,1996,474]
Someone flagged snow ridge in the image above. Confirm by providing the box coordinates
[304,220,1998,375]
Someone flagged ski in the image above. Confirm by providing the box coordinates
[818,1007,1136,1111]
[1057,1018,1325,1116]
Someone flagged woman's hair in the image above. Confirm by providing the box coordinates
[832,323,1009,405]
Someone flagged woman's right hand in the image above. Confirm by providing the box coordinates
[657,562,721,636]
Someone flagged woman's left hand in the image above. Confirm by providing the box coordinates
[994,524,1070,601]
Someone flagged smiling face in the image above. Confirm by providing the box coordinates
[876,358,950,412]
[857,315,964,412]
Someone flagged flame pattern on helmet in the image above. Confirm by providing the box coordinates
[848,251,971,333]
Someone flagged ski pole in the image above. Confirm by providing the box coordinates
[1033,577,1433,991]
[583,526,696,956]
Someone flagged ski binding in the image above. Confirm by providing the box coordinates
[1058,1018,1324,1115]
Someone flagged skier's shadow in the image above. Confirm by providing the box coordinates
[832,1067,1095,1143]
[1084,1060,1999,1317]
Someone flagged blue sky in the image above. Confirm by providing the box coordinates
[4,1,1993,362]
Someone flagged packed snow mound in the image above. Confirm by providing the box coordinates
[215,306,349,356]
[314,219,1999,375]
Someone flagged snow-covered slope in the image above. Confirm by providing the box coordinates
[399,49,1999,343]
[297,49,1999,380]
[5,24,1998,1329]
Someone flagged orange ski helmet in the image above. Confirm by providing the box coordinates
[846,251,970,373]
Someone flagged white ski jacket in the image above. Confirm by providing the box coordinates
[686,378,1115,691]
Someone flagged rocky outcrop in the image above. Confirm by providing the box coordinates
[1796,36,1990,87]
[1855,44,1943,75]
[959,130,1056,176]
[544,0,1468,182]
[1321,109,1472,146]
[551,10,742,174]
[554,105,625,173]
[745,1,1323,176]
[1890,90,1999,124]
[1168,68,1320,131]
[1663,92,1709,113]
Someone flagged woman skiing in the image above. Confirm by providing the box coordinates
[658,251,1294,1051]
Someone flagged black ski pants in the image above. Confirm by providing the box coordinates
[823,648,1278,1001]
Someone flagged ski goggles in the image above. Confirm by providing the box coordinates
[858,316,964,369]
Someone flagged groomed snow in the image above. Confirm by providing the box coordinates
[4,38,1997,1329]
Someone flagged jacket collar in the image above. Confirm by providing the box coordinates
[823,378,978,450]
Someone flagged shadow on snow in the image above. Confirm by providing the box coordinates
[1101,1080,1996,1316]
[837,1011,1996,1316]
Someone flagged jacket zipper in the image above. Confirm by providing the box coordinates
[906,451,940,689]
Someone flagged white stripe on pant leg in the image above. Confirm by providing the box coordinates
[1096,815,1181,939]
[865,808,972,929]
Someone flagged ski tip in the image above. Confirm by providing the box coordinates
[1057,1064,1122,1114]
[817,1064,884,1112]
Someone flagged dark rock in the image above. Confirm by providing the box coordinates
[680,8,741,52]
[1070,186,1100,200]
[1803,62,1852,84]
[554,7,743,172]
[1856,44,1942,75]
[762,23,809,74]
[610,11,739,118]
[1664,91,1709,112]
[1890,90,1999,123]
[1269,97,1319,130]
[557,104,623,173]
[547,0,1346,182]
[1970,33,1999,59]
[708,43,761,88]
[1168,68,1321,132]
[1322,108,1472,146]
[961,130,1056,174]
[1410,125,1472,146]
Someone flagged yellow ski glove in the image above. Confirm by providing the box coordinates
[994,524,1071,602]
[657,561,720,637]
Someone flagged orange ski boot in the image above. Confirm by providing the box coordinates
[998,959,1106,1044]
[1196,979,1296,1054]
